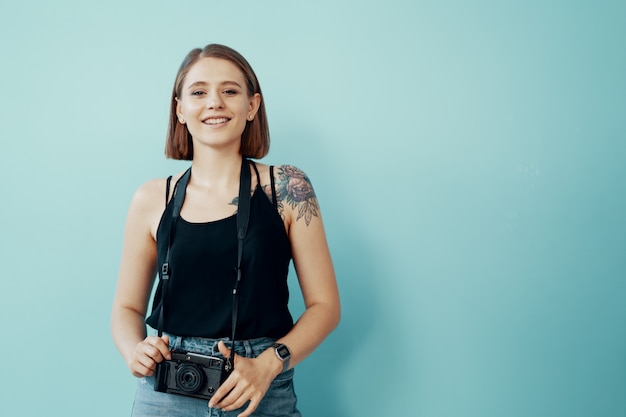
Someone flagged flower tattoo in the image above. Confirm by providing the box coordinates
[276,165,319,226]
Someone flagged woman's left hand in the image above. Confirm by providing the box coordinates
[208,341,282,417]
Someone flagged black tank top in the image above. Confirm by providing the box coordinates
[145,164,294,339]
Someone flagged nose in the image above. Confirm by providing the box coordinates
[206,90,224,109]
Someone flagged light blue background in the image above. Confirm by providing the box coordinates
[1,1,624,416]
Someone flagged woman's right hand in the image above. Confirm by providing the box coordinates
[128,335,172,377]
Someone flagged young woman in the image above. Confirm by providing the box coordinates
[111,44,340,417]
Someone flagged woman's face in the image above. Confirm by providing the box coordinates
[176,57,260,153]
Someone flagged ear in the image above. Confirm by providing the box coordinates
[247,93,262,120]
[175,97,183,121]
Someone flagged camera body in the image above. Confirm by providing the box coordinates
[154,351,229,400]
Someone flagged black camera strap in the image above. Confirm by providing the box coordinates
[156,158,252,373]
[157,167,190,339]
[230,158,251,370]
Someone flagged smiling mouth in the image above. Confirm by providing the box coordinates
[203,117,230,125]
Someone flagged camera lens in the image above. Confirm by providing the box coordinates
[175,364,204,393]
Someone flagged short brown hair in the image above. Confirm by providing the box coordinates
[165,44,270,160]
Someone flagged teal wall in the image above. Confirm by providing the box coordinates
[1,1,624,416]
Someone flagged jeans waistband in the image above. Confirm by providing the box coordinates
[164,333,276,359]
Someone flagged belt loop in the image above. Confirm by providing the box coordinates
[244,340,252,358]
[166,334,181,351]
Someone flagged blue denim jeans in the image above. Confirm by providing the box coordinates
[131,335,301,417]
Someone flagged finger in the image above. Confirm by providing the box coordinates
[136,353,156,370]
[147,336,172,360]
[209,372,237,408]
[215,381,251,410]
[217,340,231,357]
[141,343,167,364]
[131,360,155,377]
[160,335,171,358]
[237,396,261,417]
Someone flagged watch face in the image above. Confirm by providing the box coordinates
[275,344,290,359]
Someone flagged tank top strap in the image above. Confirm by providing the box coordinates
[165,175,173,206]
[250,160,261,187]
[269,166,278,209]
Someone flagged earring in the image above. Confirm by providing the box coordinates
[248,115,254,121]
[179,117,185,124]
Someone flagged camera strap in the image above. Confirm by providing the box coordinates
[156,166,190,339]
[156,158,252,373]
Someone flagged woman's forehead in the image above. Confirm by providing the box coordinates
[184,57,246,87]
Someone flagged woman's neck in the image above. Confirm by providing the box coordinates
[190,147,243,190]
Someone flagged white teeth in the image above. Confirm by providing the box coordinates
[204,118,229,125]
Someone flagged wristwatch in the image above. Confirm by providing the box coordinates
[272,343,291,373]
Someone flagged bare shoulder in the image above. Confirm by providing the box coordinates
[131,171,188,207]
[130,178,167,210]
[127,172,186,238]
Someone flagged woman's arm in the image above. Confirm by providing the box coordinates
[211,165,340,416]
[110,180,172,377]
[272,164,341,367]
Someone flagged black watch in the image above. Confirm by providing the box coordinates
[272,343,291,373]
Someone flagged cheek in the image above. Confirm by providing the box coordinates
[180,102,201,115]
[179,96,206,113]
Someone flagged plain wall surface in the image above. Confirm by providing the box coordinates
[1,1,624,416]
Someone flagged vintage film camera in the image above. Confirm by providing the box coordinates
[154,351,230,400]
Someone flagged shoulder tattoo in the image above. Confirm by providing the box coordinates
[275,165,320,226]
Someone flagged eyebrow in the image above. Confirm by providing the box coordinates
[186,80,243,90]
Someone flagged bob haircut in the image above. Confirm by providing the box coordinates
[165,44,270,160]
